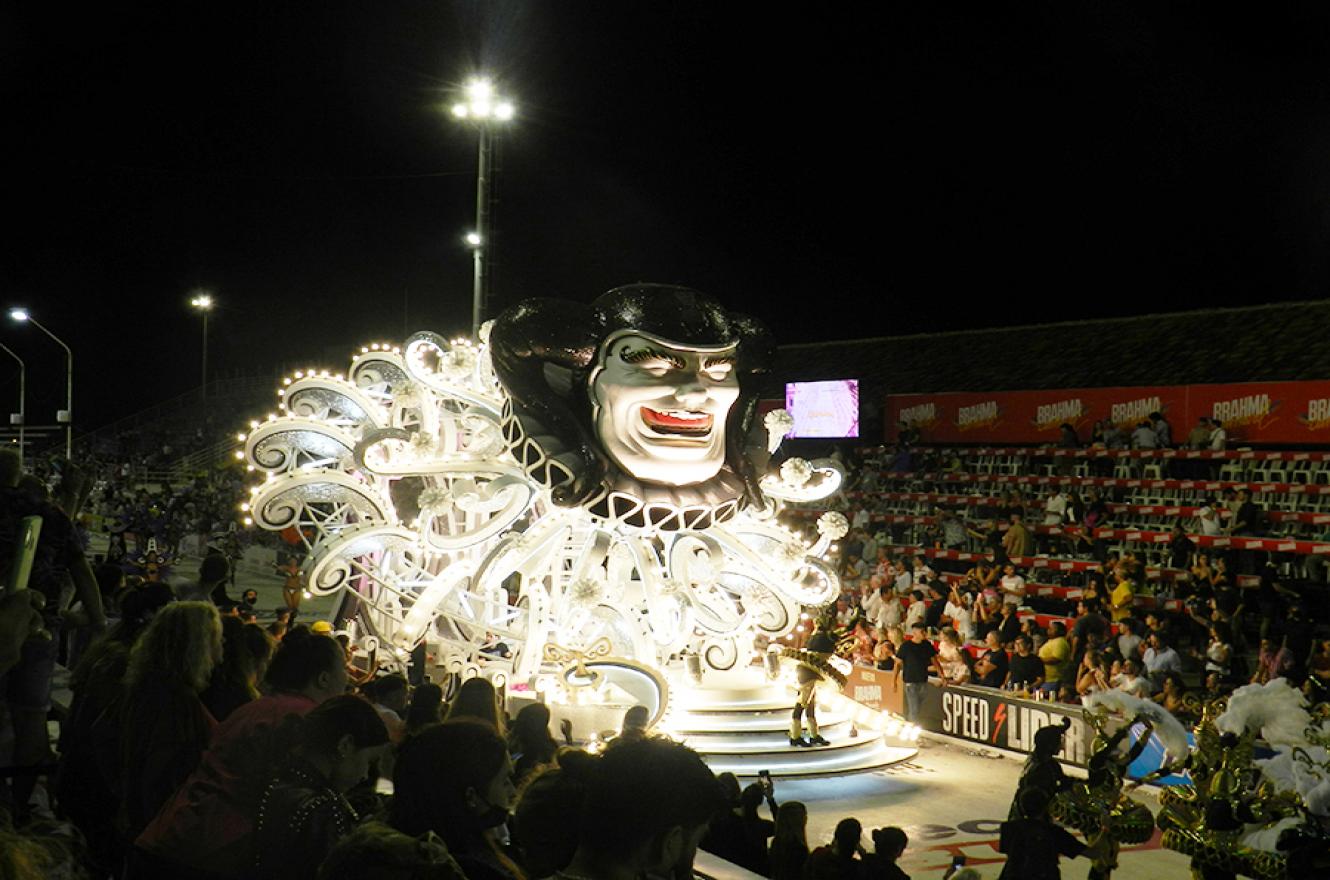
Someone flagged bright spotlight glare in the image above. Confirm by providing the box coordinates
[451,103,469,118]
[190,294,214,310]
[465,232,482,247]
[495,102,515,121]
[466,78,493,100]
[8,308,29,322]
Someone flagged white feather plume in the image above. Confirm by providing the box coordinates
[1215,679,1310,747]
[1082,690,1191,761]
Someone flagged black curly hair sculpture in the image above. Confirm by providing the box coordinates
[489,284,775,526]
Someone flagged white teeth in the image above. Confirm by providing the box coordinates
[664,410,706,420]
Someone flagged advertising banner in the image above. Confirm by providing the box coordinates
[887,380,1330,445]
[843,664,904,715]
[914,684,1094,766]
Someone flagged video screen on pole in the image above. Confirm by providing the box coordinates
[785,380,860,438]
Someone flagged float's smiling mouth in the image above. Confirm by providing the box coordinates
[640,407,713,436]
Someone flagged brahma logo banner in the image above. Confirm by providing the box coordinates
[886,380,1328,444]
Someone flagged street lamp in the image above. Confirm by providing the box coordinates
[0,343,24,465]
[451,77,515,338]
[190,292,215,400]
[8,308,71,459]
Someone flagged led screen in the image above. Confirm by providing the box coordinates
[785,380,860,438]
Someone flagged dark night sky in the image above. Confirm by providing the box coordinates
[4,2,1330,432]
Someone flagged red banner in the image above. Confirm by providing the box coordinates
[887,380,1330,445]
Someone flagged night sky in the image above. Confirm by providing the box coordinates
[5,3,1330,433]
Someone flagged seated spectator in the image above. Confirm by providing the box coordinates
[561,737,724,880]
[253,695,390,879]
[1115,618,1144,663]
[904,591,927,630]
[445,676,506,735]
[1075,650,1109,696]
[974,630,1009,688]
[768,801,809,880]
[1114,659,1151,698]
[804,818,864,880]
[1007,636,1044,691]
[937,630,971,685]
[1002,513,1035,560]
[923,584,948,632]
[1156,672,1189,718]
[391,720,521,880]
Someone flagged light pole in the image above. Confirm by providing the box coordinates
[0,343,24,465]
[190,292,214,400]
[451,77,515,338]
[9,308,71,459]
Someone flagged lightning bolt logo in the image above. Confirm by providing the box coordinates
[991,703,1008,745]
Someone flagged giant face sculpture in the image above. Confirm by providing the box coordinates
[489,285,775,515]
[590,330,740,485]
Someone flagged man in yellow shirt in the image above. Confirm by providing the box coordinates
[1038,622,1072,693]
[1110,577,1136,622]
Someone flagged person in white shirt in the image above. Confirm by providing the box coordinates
[1042,491,1068,527]
[852,507,871,531]
[1130,421,1157,449]
[1195,499,1222,537]
[1209,418,1228,451]
[999,563,1027,607]
[893,561,914,597]
[944,586,975,642]
[1114,659,1151,698]
[1141,633,1183,689]
[911,557,935,584]
[904,591,928,629]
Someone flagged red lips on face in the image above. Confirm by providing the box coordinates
[640,407,714,436]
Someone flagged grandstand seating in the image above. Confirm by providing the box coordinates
[793,446,1330,604]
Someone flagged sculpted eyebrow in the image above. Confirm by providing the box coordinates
[620,346,685,369]
[703,355,736,368]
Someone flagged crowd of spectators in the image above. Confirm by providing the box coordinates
[808,435,1330,730]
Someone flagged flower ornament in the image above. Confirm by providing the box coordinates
[568,576,606,607]
[764,409,795,453]
[780,457,813,487]
[816,511,850,540]
[438,347,477,379]
[776,541,808,568]
[418,486,453,515]
[410,431,437,453]
[395,382,422,408]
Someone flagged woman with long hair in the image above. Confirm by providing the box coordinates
[768,801,808,880]
[392,720,522,880]
[446,676,506,736]
[135,625,350,877]
[509,703,559,785]
[202,617,275,722]
[404,682,445,737]
[120,601,223,843]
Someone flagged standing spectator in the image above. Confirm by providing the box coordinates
[1151,411,1172,448]
[1108,572,1136,623]
[1194,497,1223,537]
[997,602,1022,647]
[253,695,390,880]
[1116,619,1144,663]
[768,801,809,880]
[1252,638,1295,684]
[943,586,975,642]
[557,737,723,880]
[1130,420,1157,450]
[999,564,1027,608]
[1227,489,1263,537]
[1168,523,1196,570]
[904,591,928,630]
[1186,417,1212,450]
[446,676,506,735]
[804,818,865,880]
[509,703,561,786]
[894,623,945,723]
[1003,514,1035,560]
[364,674,410,744]
[120,602,223,849]
[390,721,522,880]
[202,617,275,723]
[1037,622,1072,694]
[405,682,445,737]
[998,788,1108,879]
[1008,721,1071,818]
[1141,633,1183,690]
[864,826,910,880]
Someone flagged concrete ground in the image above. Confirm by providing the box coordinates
[784,736,1190,879]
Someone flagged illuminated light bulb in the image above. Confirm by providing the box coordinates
[360,347,368,354]
[234,450,245,460]
[236,433,245,441]
[242,516,253,526]
[295,370,304,378]
[240,502,250,512]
